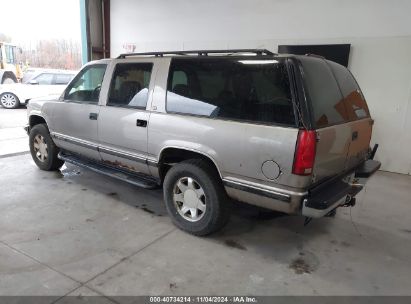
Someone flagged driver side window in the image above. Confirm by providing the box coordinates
[64,64,107,103]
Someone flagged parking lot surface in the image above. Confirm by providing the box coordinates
[1,151,411,302]
[0,107,28,157]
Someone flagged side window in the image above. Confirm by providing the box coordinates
[5,45,15,64]
[166,58,295,125]
[34,73,54,85]
[64,64,107,103]
[300,57,348,128]
[171,71,188,88]
[54,74,74,85]
[327,60,370,120]
[107,63,153,108]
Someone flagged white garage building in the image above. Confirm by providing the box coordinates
[82,0,411,175]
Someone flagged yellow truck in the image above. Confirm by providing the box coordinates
[0,42,22,84]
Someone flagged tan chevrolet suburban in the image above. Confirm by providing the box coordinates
[26,49,381,235]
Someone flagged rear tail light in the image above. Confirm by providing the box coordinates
[292,130,317,176]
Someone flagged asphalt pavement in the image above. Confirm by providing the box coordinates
[0,107,29,157]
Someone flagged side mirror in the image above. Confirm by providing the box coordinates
[29,79,39,85]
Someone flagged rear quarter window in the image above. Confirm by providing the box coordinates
[166,58,296,126]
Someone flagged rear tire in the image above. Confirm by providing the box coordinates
[163,159,230,236]
[0,92,20,109]
[29,124,64,171]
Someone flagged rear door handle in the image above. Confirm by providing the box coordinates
[136,119,147,127]
[89,113,98,120]
[352,131,358,141]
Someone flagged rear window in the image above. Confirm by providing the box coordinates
[327,60,370,120]
[300,57,369,128]
[166,58,295,126]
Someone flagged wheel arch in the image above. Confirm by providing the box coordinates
[0,71,18,83]
[157,147,223,182]
[29,115,47,128]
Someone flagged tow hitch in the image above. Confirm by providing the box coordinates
[341,195,356,208]
[304,195,356,226]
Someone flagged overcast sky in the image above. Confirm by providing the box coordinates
[0,0,81,43]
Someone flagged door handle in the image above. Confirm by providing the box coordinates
[136,119,147,127]
[352,131,358,141]
[89,113,98,120]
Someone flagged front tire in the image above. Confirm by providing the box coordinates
[163,159,230,236]
[29,124,64,171]
[0,92,20,109]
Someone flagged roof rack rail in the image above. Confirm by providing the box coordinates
[117,49,275,59]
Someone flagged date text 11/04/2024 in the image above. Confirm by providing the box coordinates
[149,296,258,303]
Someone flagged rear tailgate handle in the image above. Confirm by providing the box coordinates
[352,131,358,141]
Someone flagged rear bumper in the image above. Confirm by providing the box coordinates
[354,159,381,178]
[302,159,381,218]
[223,159,380,217]
[302,181,363,218]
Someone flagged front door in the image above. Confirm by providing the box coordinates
[97,61,155,175]
[50,64,107,160]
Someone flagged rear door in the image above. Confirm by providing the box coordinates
[97,60,156,175]
[299,57,371,184]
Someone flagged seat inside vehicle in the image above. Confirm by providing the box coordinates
[118,80,141,104]
[173,84,191,97]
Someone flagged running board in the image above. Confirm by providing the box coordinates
[58,153,159,189]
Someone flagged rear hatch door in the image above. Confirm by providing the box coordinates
[299,57,372,184]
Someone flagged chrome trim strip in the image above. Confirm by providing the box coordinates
[51,132,99,151]
[99,146,147,164]
[222,179,292,203]
[146,158,158,167]
[51,132,159,166]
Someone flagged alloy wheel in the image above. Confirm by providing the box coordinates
[0,93,17,108]
[173,176,206,222]
[33,134,48,162]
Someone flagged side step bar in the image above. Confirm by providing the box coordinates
[58,153,159,189]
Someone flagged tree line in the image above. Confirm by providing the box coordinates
[18,39,82,70]
[1,32,82,71]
